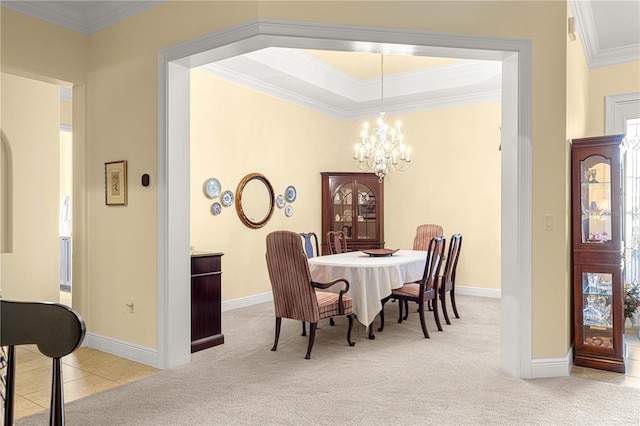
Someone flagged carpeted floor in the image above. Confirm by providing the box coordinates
[18,295,640,425]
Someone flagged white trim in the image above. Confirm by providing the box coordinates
[199,55,501,120]
[159,19,533,378]
[456,286,501,299]
[222,292,273,312]
[1,1,165,35]
[569,1,640,69]
[83,332,158,368]
[605,92,640,135]
[530,347,573,378]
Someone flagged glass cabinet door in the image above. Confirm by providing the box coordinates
[580,271,614,349]
[355,182,376,240]
[580,155,612,244]
[331,181,378,241]
[333,182,353,238]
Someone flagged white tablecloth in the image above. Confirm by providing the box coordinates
[308,250,427,326]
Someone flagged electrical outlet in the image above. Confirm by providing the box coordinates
[126,299,135,314]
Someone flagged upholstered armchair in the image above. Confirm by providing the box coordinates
[412,224,444,251]
[266,230,355,359]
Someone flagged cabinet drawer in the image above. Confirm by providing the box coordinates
[191,254,221,275]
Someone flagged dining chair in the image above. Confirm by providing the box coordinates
[327,230,348,254]
[265,230,355,359]
[439,234,463,324]
[412,224,444,251]
[299,232,320,258]
[1,300,86,426]
[380,237,446,338]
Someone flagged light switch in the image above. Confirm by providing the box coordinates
[544,214,553,231]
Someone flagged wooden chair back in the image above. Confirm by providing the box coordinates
[299,232,320,258]
[1,300,86,426]
[327,230,348,254]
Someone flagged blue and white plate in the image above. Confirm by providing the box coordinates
[285,185,297,203]
[285,205,293,217]
[221,190,234,207]
[276,194,285,209]
[211,202,222,215]
[204,178,221,199]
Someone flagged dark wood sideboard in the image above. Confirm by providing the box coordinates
[191,252,224,352]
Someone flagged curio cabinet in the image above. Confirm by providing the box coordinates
[571,134,626,373]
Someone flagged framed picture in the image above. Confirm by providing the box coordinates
[105,160,128,205]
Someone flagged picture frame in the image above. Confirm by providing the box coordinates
[105,160,128,205]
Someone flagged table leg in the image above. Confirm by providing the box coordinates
[368,325,375,339]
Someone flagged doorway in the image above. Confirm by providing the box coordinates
[158,20,533,377]
[59,86,73,307]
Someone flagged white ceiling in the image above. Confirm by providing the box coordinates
[2,0,638,118]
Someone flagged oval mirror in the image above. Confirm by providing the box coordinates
[235,173,275,229]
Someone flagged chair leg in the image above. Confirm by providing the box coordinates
[305,323,317,359]
[271,317,282,351]
[432,296,443,332]
[451,289,460,319]
[403,300,409,320]
[329,318,335,326]
[397,298,404,323]
[50,357,64,426]
[4,346,16,426]
[441,291,451,325]
[378,297,389,332]
[301,321,306,336]
[418,301,429,338]
[347,315,355,346]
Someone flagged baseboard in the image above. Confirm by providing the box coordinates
[456,286,501,298]
[83,332,158,368]
[530,346,573,378]
[222,291,273,312]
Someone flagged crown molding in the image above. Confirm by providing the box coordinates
[1,1,164,34]
[199,50,501,120]
[569,0,640,68]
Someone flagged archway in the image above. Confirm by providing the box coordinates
[159,19,532,377]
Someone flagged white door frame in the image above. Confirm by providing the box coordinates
[158,19,533,377]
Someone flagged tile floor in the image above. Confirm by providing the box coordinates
[11,345,159,420]
[6,292,639,420]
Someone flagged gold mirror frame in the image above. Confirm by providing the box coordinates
[235,173,275,229]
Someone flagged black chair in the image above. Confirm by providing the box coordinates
[1,300,86,426]
[299,232,320,258]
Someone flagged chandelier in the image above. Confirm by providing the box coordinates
[353,54,412,181]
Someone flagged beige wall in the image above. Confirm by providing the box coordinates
[0,73,61,301]
[1,1,619,360]
[587,61,640,137]
[190,71,501,302]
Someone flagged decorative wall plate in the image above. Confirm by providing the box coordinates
[211,202,222,215]
[285,205,293,217]
[285,185,297,203]
[276,194,285,209]
[204,178,221,199]
[221,190,234,207]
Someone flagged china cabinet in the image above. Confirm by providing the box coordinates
[571,134,625,372]
[321,172,384,255]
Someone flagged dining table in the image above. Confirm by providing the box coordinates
[308,249,427,338]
